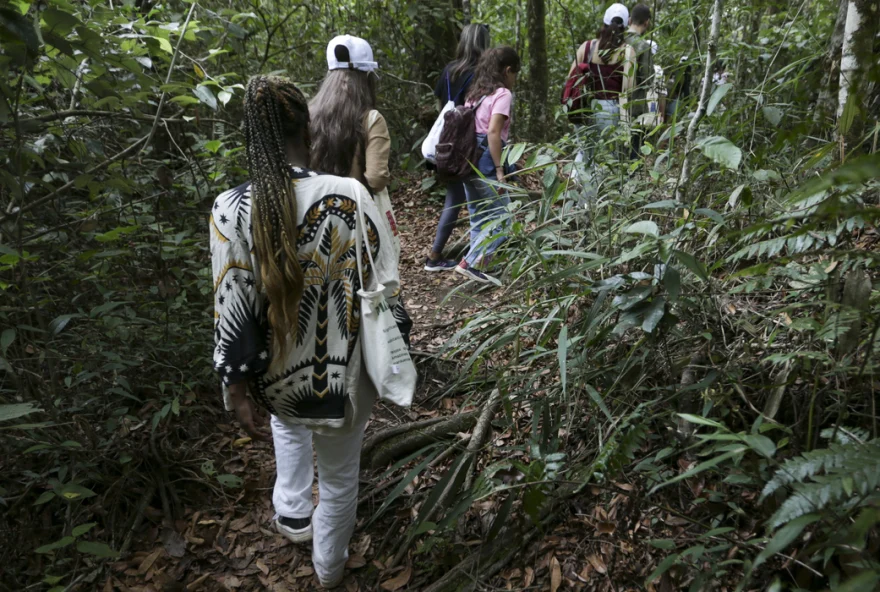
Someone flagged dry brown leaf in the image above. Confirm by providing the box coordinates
[255,558,269,575]
[346,554,367,569]
[550,556,562,592]
[345,579,359,592]
[615,482,634,491]
[587,554,607,575]
[186,574,211,591]
[523,566,535,587]
[596,521,616,535]
[380,566,412,591]
[293,566,314,578]
[138,548,163,575]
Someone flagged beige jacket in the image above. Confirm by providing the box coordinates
[350,110,391,193]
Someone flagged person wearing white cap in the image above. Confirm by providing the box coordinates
[310,35,390,196]
[625,3,658,157]
[310,35,414,349]
[566,3,637,177]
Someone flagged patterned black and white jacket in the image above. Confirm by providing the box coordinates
[210,168,407,432]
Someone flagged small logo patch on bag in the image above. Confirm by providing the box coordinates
[391,364,400,375]
[386,211,399,236]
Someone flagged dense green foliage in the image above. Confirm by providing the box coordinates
[1,0,878,590]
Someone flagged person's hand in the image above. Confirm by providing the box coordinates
[228,383,271,441]
[495,166,505,182]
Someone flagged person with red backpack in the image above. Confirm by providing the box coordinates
[451,46,521,286]
[562,4,637,178]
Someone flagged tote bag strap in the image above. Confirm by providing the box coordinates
[351,179,380,293]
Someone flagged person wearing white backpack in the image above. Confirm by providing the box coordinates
[210,76,411,589]
[424,23,490,272]
[309,35,412,345]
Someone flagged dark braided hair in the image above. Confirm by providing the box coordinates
[243,75,309,370]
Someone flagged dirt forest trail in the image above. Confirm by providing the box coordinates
[109,178,688,592]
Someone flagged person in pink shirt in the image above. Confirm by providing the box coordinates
[454,46,521,286]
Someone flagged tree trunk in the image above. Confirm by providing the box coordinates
[526,0,548,142]
[837,0,866,159]
[675,0,723,203]
[814,0,850,124]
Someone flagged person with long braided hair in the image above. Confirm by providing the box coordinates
[210,75,402,588]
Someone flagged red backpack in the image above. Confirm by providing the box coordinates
[561,41,594,125]
[434,97,486,181]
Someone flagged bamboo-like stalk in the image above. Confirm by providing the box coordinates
[674,0,723,205]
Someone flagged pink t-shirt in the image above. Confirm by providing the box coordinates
[469,87,512,142]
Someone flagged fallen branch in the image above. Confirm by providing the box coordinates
[365,412,478,471]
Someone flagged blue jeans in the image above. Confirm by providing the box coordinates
[463,135,512,267]
[430,181,467,255]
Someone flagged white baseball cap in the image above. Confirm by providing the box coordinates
[603,3,629,25]
[326,35,378,72]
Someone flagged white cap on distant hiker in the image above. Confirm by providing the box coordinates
[326,35,379,72]
[603,3,629,24]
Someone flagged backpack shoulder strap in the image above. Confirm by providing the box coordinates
[454,72,474,102]
[446,71,452,102]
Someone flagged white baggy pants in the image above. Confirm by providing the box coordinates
[271,415,367,585]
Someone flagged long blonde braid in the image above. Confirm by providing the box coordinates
[243,76,309,371]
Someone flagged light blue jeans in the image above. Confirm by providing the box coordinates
[463,135,512,267]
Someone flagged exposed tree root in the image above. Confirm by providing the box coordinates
[363,412,478,471]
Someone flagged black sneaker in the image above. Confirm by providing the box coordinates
[454,260,501,286]
[275,515,312,543]
[424,257,458,272]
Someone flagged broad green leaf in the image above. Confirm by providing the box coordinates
[648,539,677,550]
[35,536,75,554]
[72,522,97,537]
[558,325,568,396]
[652,448,746,492]
[216,474,243,488]
[170,95,200,106]
[506,143,526,167]
[674,251,710,282]
[59,484,97,500]
[0,329,15,356]
[218,90,232,106]
[641,297,666,333]
[34,491,55,505]
[76,541,119,558]
[762,106,783,127]
[677,414,725,429]
[624,220,659,237]
[150,36,173,54]
[585,385,612,421]
[835,571,880,592]
[706,83,731,116]
[194,85,218,110]
[727,184,747,209]
[743,434,776,458]
[204,140,222,153]
[0,402,43,422]
[48,314,78,336]
[839,95,858,136]
[663,266,681,302]
[646,553,680,584]
[752,514,819,570]
[696,136,742,170]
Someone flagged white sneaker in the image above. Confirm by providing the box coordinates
[275,516,312,543]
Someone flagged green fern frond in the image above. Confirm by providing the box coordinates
[764,440,880,529]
